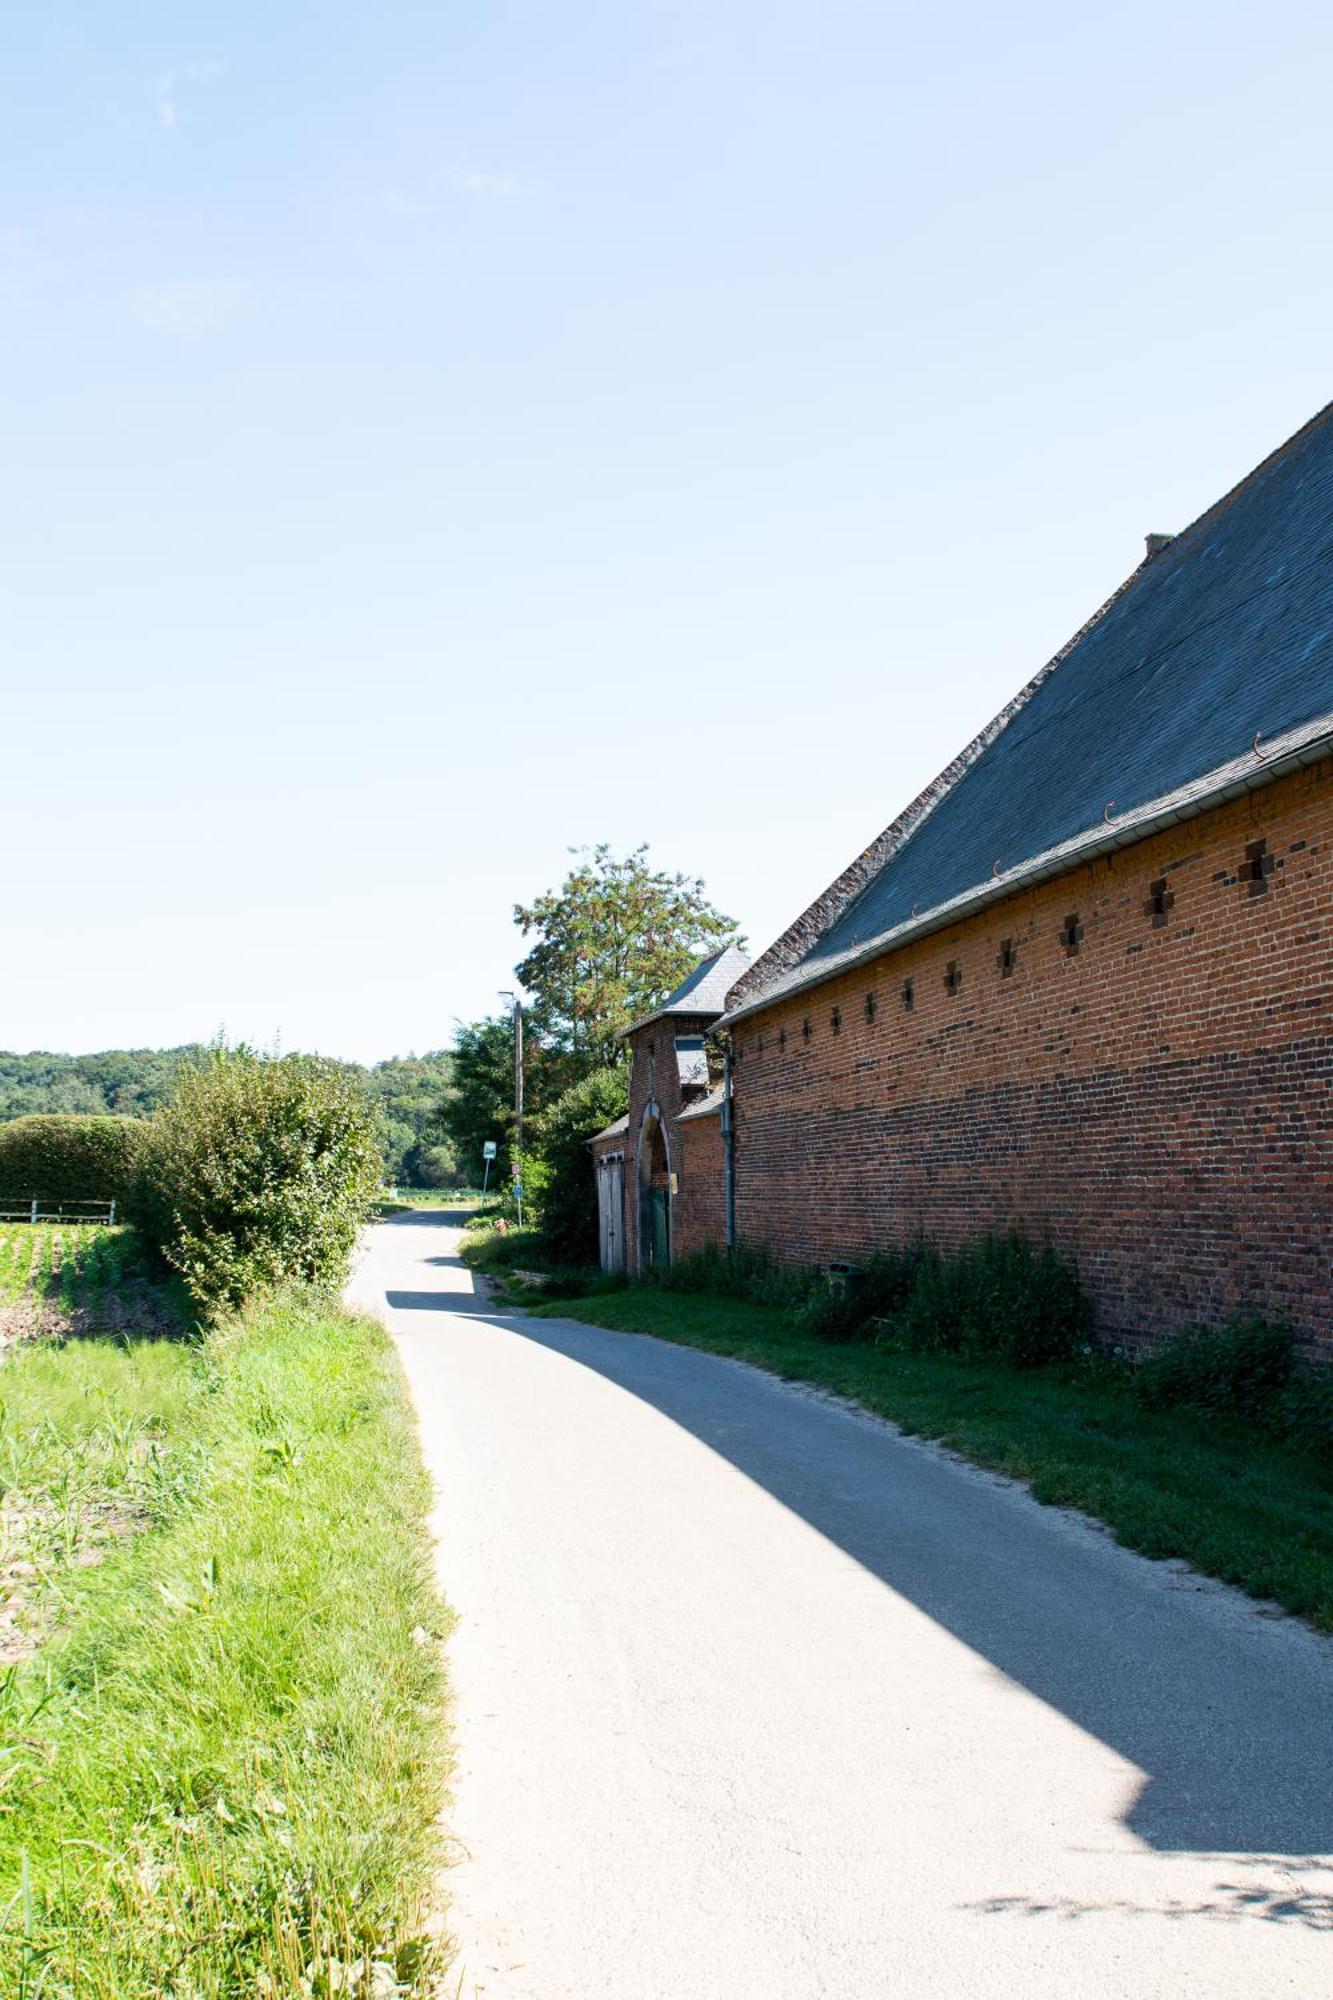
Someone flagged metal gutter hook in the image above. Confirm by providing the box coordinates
[1102,801,1118,826]
[1253,731,1269,761]
[992,859,1003,879]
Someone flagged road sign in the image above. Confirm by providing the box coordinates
[483,1141,497,1161]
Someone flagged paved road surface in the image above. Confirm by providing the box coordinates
[349,1212,1333,1999]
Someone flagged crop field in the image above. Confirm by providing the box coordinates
[0,1221,182,1342]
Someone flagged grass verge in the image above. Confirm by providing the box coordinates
[0,1290,451,1998]
[530,1287,1333,1633]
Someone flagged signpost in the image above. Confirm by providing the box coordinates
[481,1139,497,1198]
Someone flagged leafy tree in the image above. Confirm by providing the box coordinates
[532,1068,629,1265]
[439,1015,528,1188]
[514,845,739,1077]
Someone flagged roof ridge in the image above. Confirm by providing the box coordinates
[726,395,1333,1016]
[727,563,1145,1010]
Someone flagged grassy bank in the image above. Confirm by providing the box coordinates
[0,1290,451,1998]
[530,1287,1333,1633]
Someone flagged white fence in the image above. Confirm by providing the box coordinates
[0,1199,118,1225]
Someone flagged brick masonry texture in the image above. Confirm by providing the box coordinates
[728,761,1333,1354]
[623,1012,725,1274]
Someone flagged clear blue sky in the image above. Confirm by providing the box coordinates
[4,2,1331,1062]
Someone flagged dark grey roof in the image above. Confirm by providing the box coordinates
[587,1114,629,1146]
[628,943,752,1033]
[733,403,1333,1015]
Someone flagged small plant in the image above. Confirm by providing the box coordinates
[1135,1316,1297,1421]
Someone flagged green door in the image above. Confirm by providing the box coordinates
[650,1186,671,1268]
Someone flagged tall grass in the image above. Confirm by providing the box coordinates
[0,1293,451,1998]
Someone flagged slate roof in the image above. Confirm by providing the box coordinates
[628,943,752,1033]
[587,1114,629,1146]
[728,401,1333,1020]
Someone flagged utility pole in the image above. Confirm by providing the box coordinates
[499,990,525,1226]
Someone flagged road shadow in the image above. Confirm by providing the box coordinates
[372,1215,1333,1875]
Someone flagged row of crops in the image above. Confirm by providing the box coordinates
[0,1223,178,1332]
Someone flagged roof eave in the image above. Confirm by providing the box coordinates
[720,712,1333,1030]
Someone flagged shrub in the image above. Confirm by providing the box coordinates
[649,1241,811,1310]
[1135,1316,1298,1421]
[798,1249,922,1343]
[531,1069,628,1265]
[138,1048,383,1312]
[1277,1372,1333,1462]
[0,1113,148,1209]
[897,1233,1091,1368]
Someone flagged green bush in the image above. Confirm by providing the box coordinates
[896,1233,1091,1368]
[138,1048,383,1312]
[0,1113,148,1208]
[1135,1316,1298,1421]
[649,1241,811,1309]
[531,1068,628,1265]
[798,1249,922,1342]
[1277,1372,1333,1461]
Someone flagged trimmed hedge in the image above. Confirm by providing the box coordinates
[0,1114,148,1207]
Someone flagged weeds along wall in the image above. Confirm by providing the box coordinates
[728,758,1333,1355]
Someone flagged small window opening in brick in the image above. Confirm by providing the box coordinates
[1146,876,1175,927]
[831,1004,842,1035]
[944,959,963,995]
[756,1033,764,1057]
[902,977,914,1013]
[998,938,1016,977]
[1239,837,1275,897]
[802,1016,812,1042]
[864,990,877,1022]
[778,1027,787,1051]
[1061,913,1084,957]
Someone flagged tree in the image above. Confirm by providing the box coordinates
[532,1067,629,1265]
[514,845,739,1078]
[439,1015,529,1187]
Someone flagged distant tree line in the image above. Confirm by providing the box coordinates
[0,1047,456,1188]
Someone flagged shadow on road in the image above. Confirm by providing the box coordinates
[371,1215,1333,1878]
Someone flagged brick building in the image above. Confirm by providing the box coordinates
[590,945,750,1276]
[718,405,1333,1353]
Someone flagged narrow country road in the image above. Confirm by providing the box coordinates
[349,1212,1333,1999]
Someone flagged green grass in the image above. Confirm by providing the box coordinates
[0,1291,452,1998]
[458,1223,549,1281]
[531,1287,1333,1633]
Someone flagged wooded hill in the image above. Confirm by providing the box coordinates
[0,1047,457,1187]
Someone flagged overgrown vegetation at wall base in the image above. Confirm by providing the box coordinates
[527,1265,1333,1631]
[138,1047,383,1312]
[0,1291,451,1998]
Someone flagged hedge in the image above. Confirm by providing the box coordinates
[0,1115,149,1207]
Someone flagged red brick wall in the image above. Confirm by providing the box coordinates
[623,1011,720,1274]
[729,760,1333,1354]
[674,1112,726,1258]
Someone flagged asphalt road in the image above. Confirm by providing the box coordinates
[349,1212,1333,1999]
